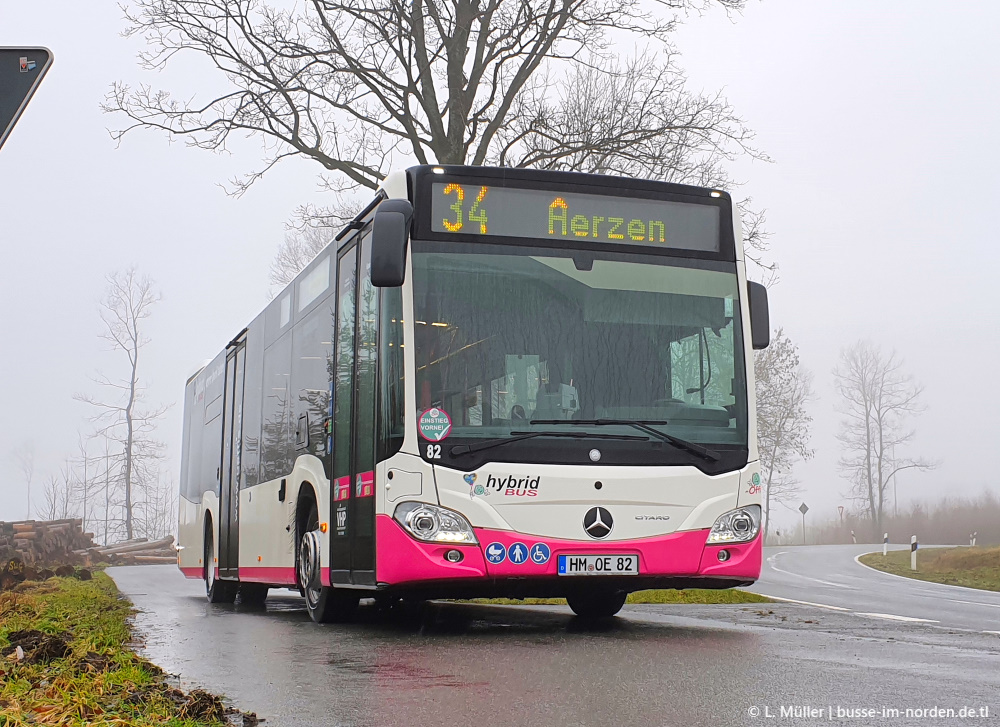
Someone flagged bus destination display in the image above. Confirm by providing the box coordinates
[430,182,721,251]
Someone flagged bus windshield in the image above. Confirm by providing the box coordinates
[412,241,748,466]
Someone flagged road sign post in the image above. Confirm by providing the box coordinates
[0,47,54,152]
[798,502,809,545]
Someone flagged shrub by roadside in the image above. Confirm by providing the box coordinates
[0,573,257,726]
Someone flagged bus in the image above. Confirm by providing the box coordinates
[177,165,770,621]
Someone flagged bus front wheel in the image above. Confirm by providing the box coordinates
[567,590,627,619]
[299,503,358,624]
[204,525,237,604]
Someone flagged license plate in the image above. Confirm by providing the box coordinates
[557,554,639,576]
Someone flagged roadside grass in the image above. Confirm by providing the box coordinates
[466,588,771,606]
[0,573,238,726]
[859,546,1000,592]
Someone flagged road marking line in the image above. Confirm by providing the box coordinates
[949,599,1000,609]
[757,594,850,611]
[854,612,939,623]
[767,553,858,590]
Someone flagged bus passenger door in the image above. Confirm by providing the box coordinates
[330,241,357,583]
[350,231,378,584]
[329,230,378,586]
[219,334,246,580]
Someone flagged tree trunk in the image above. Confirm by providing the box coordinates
[123,343,138,540]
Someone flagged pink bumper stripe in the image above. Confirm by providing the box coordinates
[375,514,762,586]
[239,566,297,585]
[181,565,298,586]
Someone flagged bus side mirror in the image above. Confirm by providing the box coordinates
[370,199,413,287]
[747,281,770,350]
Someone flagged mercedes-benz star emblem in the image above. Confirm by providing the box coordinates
[583,507,613,539]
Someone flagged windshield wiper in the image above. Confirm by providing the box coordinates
[530,419,721,462]
[449,430,648,458]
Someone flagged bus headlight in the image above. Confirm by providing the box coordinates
[708,505,761,544]
[393,502,478,545]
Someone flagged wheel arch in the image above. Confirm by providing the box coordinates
[290,454,329,543]
[295,481,319,543]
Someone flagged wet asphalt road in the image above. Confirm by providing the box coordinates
[749,544,1000,633]
[109,547,1000,727]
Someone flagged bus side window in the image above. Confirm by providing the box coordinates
[378,285,404,460]
[260,332,293,482]
[355,231,378,479]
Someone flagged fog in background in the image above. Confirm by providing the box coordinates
[2,1,997,535]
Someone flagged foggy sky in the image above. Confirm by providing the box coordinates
[2,1,997,533]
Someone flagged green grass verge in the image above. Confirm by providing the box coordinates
[859,546,1000,592]
[466,588,771,606]
[0,574,236,726]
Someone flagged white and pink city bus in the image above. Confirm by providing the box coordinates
[177,165,770,621]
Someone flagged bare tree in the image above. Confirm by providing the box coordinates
[72,434,101,536]
[11,442,35,520]
[139,471,179,540]
[754,329,814,536]
[833,341,934,534]
[76,269,167,540]
[104,0,772,278]
[40,460,77,522]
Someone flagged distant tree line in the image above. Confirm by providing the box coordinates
[790,492,1000,547]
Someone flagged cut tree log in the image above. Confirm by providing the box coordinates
[96,538,148,552]
[98,536,173,556]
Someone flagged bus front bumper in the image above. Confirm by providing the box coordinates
[375,514,761,597]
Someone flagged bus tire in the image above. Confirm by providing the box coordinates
[204,523,237,604]
[299,503,358,624]
[567,590,627,618]
[238,583,269,608]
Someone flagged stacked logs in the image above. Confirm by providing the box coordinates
[0,519,97,566]
[0,519,176,567]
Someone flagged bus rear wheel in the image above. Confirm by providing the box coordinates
[567,589,627,619]
[298,503,358,624]
[204,525,237,604]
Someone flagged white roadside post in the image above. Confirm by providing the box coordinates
[973,532,978,547]
[910,535,918,571]
[883,533,888,557]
